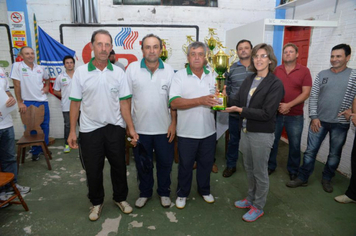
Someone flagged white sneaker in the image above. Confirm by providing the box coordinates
[135,197,149,208]
[160,196,171,208]
[202,194,215,203]
[89,204,103,221]
[334,194,356,204]
[115,201,133,214]
[0,192,10,208]
[175,197,186,209]
[6,184,31,195]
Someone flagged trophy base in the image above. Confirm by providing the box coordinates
[211,106,226,111]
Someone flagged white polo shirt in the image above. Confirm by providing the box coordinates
[0,68,13,129]
[169,65,216,139]
[69,58,131,133]
[126,59,174,135]
[10,61,49,102]
[53,71,72,112]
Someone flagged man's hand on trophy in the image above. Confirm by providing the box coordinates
[199,95,220,107]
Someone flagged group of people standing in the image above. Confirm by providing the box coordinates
[0,29,354,223]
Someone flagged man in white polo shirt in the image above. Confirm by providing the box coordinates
[169,41,219,209]
[11,46,50,161]
[0,68,31,204]
[53,55,75,153]
[68,29,139,221]
[126,34,176,209]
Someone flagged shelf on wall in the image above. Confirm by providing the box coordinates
[275,0,314,10]
[275,0,314,19]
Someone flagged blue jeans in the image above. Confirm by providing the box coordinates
[225,115,240,168]
[24,101,50,155]
[298,122,349,182]
[0,127,18,190]
[133,134,174,198]
[62,112,70,145]
[268,115,304,174]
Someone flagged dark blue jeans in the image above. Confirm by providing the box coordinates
[298,121,349,182]
[24,101,50,155]
[268,115,303,174]
[226,115,240,168]
[177,133,216,197]
[0,126,18,191]
[133,134,174,198]
[63,112,70,145]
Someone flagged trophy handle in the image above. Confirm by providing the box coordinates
[206,49,215,70]
[228,49,239,71]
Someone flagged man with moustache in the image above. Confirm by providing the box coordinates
[287,44,356,193]
[126,34,176,209]
[223,39,253,178]
[68,29,138,221]
[268,43,312,180]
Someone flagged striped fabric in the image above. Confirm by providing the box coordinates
[309,69,356,124]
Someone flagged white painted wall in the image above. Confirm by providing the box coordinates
[0,0,276,141]
[286,0,356,177]
[1,0,355,176]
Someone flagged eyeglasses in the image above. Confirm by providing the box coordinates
[252,54,268,60]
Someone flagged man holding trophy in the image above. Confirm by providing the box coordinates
[169,41,219,209]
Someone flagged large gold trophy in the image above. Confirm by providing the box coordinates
[160,39,172,62]
[205,28,237,110]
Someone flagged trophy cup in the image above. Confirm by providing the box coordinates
[204,28,237,110]
[160,39,172,62]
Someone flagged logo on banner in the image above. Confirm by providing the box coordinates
[114,28,139,50]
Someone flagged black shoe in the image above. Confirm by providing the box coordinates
[289,174,297,181]
[321,179,333,193]
[32,154,40,161]
[222,167,236,177]
[268,169,275,175]
[286,178,308,188]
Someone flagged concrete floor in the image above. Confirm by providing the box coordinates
[1,138,355,236]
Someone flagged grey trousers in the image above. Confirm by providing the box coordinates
[240,131,274,210]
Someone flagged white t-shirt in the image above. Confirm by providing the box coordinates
[169,65,216,139]
[53,71,72,112]
[69,59,131,133]
[10,61,49,102]
[126,59,174,135]
[0,68,14,129]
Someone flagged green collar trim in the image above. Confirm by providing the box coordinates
[186,64,210,75]
[140,58,165,69]
[88,57,113,71]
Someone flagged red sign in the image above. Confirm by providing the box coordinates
[10,12,22,23]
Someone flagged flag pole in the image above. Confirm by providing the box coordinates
[34,14,40,65]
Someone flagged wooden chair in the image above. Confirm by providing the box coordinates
[16,105,52,171]
[0,172,29,211]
